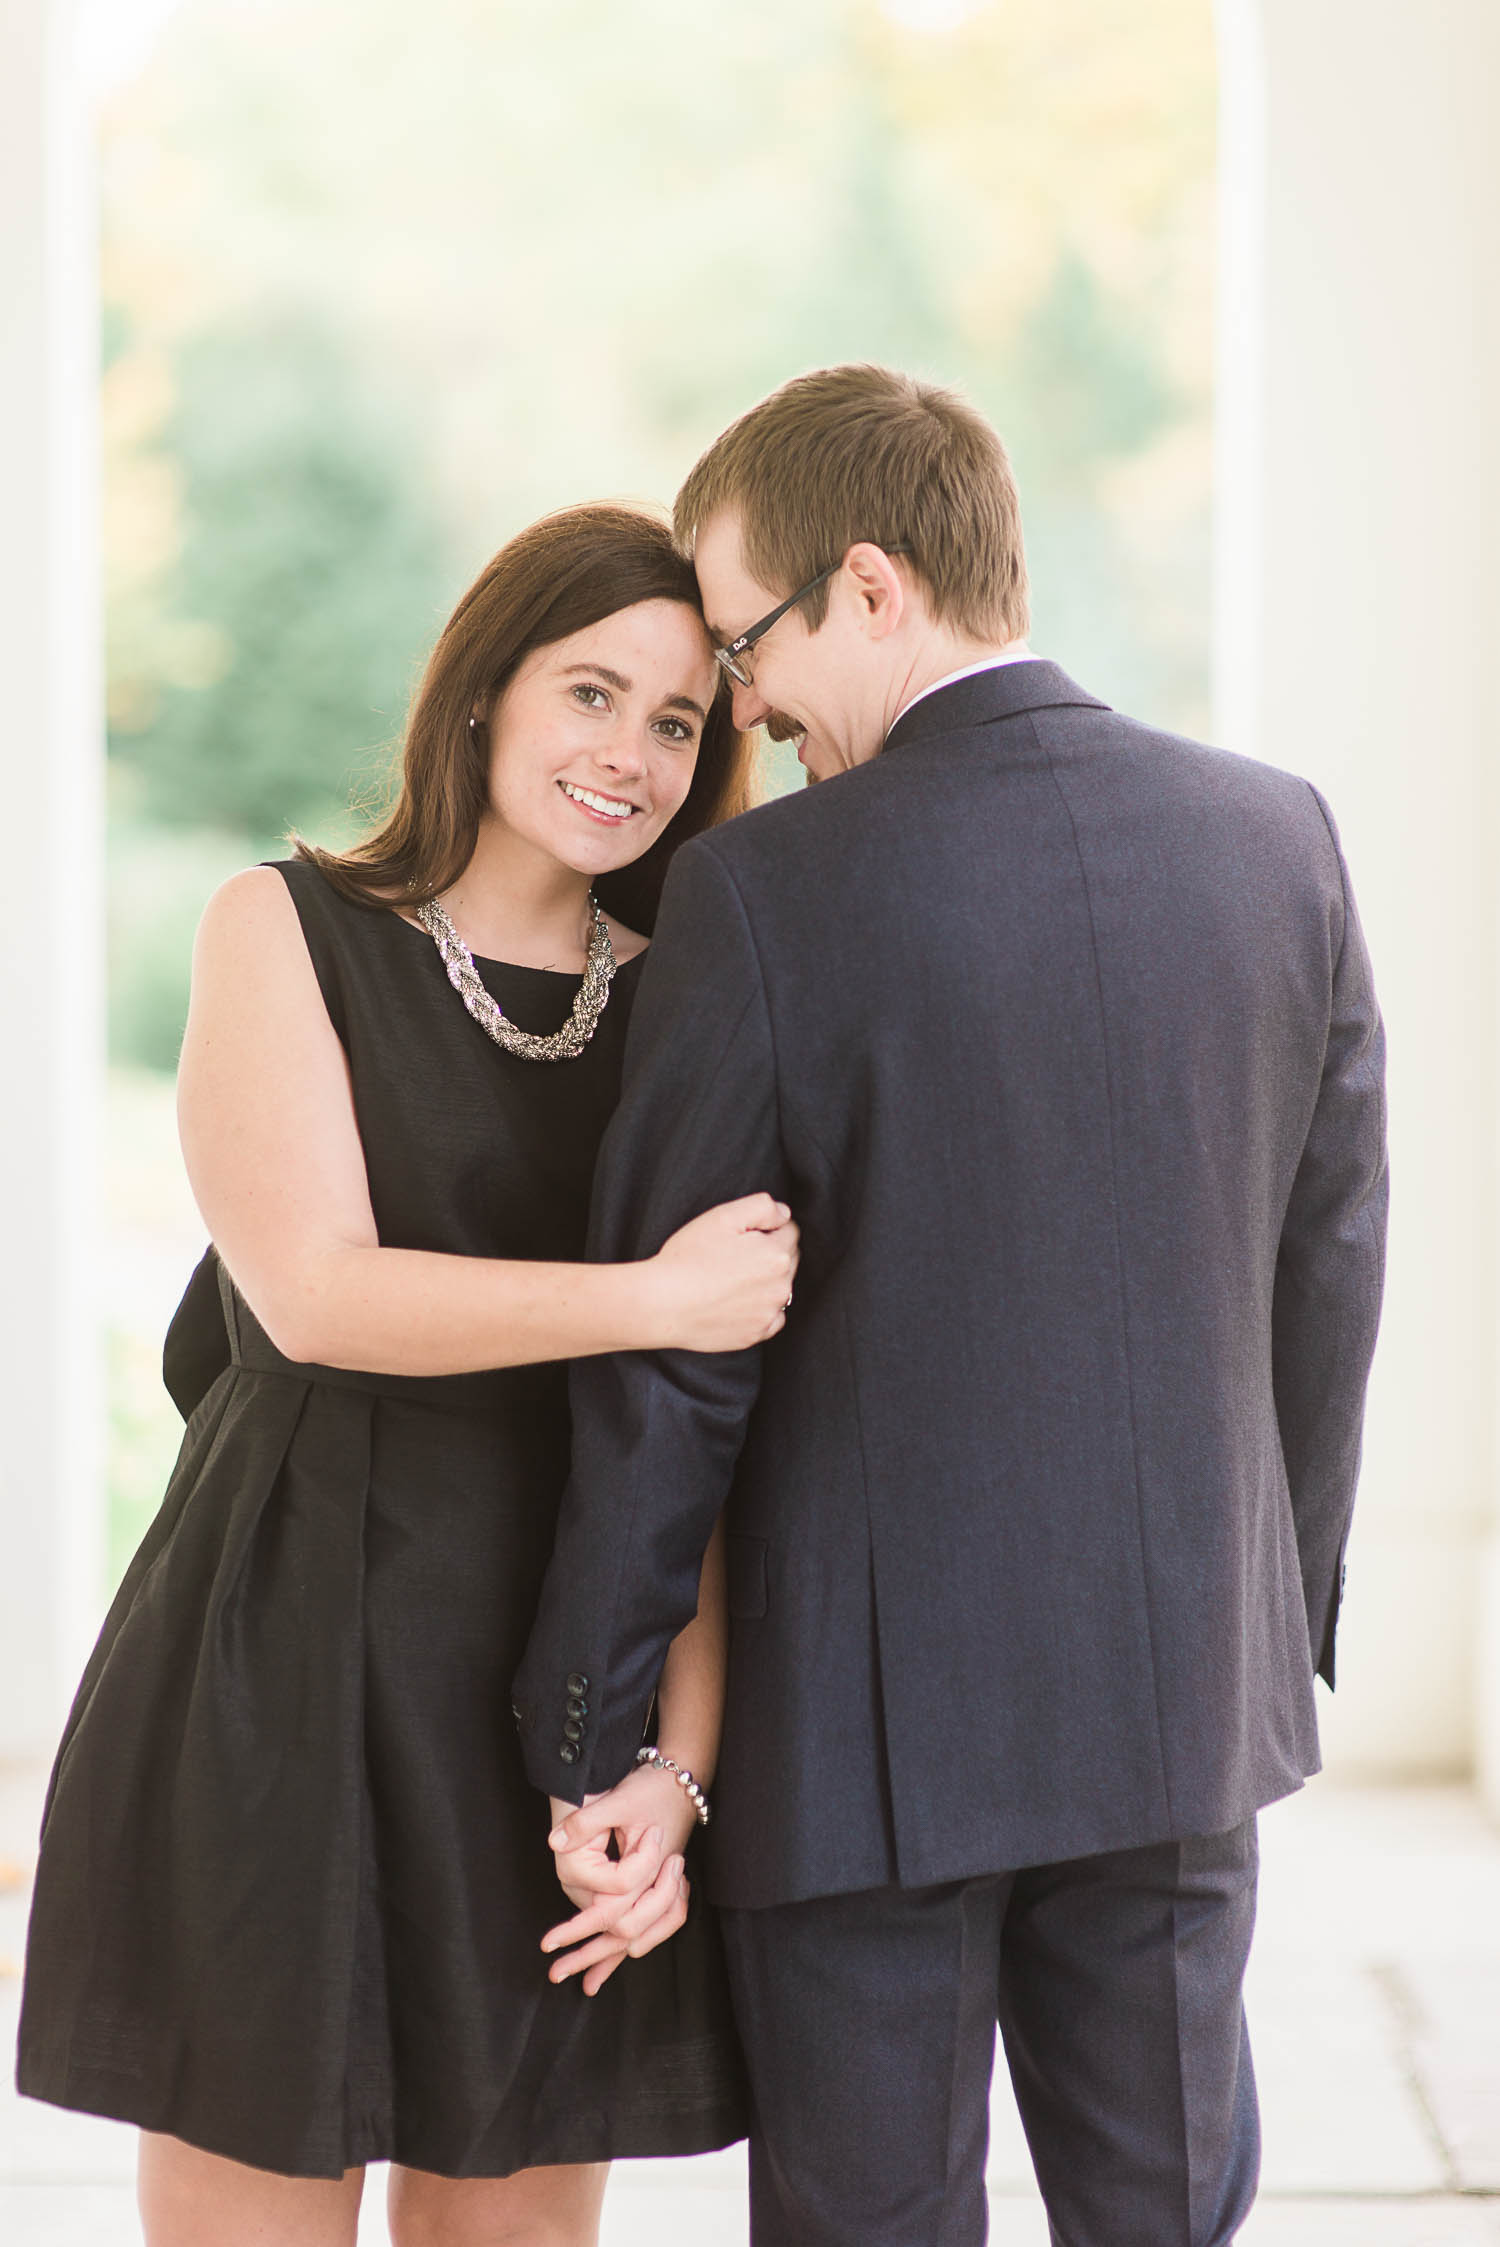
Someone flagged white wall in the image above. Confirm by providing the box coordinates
[0,0,105,1759]
[1216,0,1500,1787]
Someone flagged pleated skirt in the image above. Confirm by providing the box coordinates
[16,1359,747,2178]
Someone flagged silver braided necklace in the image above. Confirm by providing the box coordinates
[414,893,617,1062]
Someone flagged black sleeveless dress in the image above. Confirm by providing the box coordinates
[16,858,748,2179]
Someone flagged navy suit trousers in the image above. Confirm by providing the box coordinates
[719,1820,1261,2247]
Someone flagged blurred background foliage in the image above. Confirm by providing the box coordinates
[99,0,1215,1580]
[103,0,1216,1073]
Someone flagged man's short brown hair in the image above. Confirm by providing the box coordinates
[674,364,1030,642]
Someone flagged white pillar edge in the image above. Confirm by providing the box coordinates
[0,0,106,1760]
[1209,0,1266,760]
[1213,0,1500,1795]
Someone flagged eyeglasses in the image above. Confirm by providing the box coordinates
[714,545,912,688]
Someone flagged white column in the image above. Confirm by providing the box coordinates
[1215,0,1500,1784]
[0,0,105,1759]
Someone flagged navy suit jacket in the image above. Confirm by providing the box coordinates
[513,662,1388,1910]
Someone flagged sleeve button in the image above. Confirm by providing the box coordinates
[558,1742,580,1765]
[566,1672,590,1697]
[563,1718,584,1743]
[566,1697,588,1720]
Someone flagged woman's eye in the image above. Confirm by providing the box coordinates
[654,718,695,744]
[572,682,609,709]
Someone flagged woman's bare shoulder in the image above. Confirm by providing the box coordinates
[198,862,298,934]
[191,865,316,995]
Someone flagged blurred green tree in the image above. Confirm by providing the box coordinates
[99,0,1216,1076]
[109,316,453,837]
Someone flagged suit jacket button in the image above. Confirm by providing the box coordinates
[566,1697,588,1720]
[563,1718,584,1744]
[566,1672,590,1697]
[558,1742,580,1765]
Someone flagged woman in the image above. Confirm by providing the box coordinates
[17,504,797,2247]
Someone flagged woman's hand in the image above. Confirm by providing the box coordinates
[645,1194,799,1353]
[542,1767,699,1994]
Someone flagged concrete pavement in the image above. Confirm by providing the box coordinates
[2,1770,1497,2244]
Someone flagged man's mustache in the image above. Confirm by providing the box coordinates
[765,712,804,744]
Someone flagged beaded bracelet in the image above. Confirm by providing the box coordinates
[635,1744,711,1827]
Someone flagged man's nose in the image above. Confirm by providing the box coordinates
[731,678,771,732]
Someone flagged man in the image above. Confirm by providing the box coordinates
[513,364,1387,2244]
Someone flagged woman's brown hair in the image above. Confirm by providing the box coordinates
[298,502,756,935]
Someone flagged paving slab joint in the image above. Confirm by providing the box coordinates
[1369,1960,1463,2193]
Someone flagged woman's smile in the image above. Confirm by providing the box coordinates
[559,777,639,824]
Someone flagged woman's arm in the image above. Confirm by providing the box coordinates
[177,869,795,1374]
[652,1513,729,1790]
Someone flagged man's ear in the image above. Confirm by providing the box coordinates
[840,542,907,641]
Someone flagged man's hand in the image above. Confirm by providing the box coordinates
[541,1766,699,1995]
